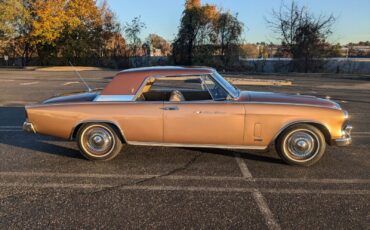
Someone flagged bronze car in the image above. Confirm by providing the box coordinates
[23,66,352,166]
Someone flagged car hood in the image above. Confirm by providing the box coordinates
[238,91,340,109]
[42,92,99,104]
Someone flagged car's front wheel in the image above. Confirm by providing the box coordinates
[77,123,123,161]
[276,124,326,166]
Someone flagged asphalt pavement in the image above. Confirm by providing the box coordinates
[0,70,369,229]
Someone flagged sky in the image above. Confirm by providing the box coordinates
[106,0,370,44]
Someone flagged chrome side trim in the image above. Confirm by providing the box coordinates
[159,100,343,109]
[127,141,267,150]
[94,95,134,102]
[244,101,343,110]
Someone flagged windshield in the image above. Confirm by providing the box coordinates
[212,71,240,98]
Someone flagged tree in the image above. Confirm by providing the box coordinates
[0,0,32,65]
[240,44,259,58]
[60,0,104,64]
[213,12,243,66]
[267,0,336,72]
[99,0,125,58]
[31,0,66,45]
[172,0,218,65]
[0,0,124,67]
[0,0,25,39]
[173,0,244,69]
[30,0,67,64]
[147,34,171,56]
[124,16,146,57]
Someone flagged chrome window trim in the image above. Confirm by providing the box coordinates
[200,75,229,101]
[97,71,236,102]
[132,76,156,101]
[200,76,216,101]
[94,95,135,102]
[211,70,240,98]
[133,73,234,101]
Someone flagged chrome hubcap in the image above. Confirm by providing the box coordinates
[82,126,115,156]
[285,129,319,160]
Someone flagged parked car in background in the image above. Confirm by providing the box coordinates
[23,66,352,166]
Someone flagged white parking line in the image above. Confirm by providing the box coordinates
[63,81,80,86]
[0,130,23,132]
[0,126,22,132]
[0,171,369,184]
[353,132,370,135]
[234,155,253,178]
[0,183,368,195]
[234,153,281,230]
[20,81,39,86]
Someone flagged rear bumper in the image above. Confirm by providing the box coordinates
[334,125,352,146]
[23,121,36,133]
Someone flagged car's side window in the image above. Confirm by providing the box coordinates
[137,75,219,102]
[202,75,230,101]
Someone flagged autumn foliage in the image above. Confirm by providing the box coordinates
[172,0,244,69]
[0,0,125,67]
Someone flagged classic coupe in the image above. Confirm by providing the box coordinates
[23,66,352,166]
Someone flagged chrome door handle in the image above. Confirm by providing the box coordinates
[161,106,179,111]
[195,111,202,114]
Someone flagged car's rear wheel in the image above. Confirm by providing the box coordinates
[77,123,123,161]
[276,124,326,166]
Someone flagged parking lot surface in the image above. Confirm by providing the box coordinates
[0,70,369,229]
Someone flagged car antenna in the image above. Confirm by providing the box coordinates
[68,61,92,92]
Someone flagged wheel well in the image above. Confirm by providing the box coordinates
[71,122,126,144]
[275,122,332,145]
[308,123,331,145]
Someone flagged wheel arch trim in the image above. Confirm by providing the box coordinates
[271,120,331,146]
[70,120,127,143]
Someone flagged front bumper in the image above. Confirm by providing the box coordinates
[334,125,352,146]
[23,121,36,133]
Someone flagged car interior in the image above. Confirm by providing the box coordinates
[136,76,216,102]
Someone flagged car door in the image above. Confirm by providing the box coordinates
[162,75,245,146]
[116,102,164,143]
[163,102,245,146]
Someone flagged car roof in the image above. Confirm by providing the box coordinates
[118,66,214,76]
[101,66,214,96]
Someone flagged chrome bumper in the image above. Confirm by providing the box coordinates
[23,121,36,133]
[334,125,352,146]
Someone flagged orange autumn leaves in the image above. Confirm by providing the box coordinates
[30,0,103,46]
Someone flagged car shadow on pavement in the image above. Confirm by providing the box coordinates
[0,133,84,160]
[185,147,284,165]
[0,106,84,159]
